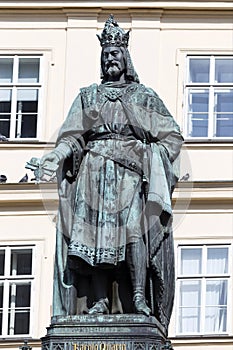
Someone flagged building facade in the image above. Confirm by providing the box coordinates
[0,1,232,350]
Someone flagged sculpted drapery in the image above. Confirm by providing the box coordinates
[52,81,183,331]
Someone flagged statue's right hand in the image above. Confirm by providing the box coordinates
[26,153,59,182]
[26,143,71,182]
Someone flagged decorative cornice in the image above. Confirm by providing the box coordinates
[0,181,232,210]
[0,1,233,11]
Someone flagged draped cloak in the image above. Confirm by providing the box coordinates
[52,81,183,332]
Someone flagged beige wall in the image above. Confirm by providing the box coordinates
[0,3,232,350]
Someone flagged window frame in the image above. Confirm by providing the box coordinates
[184,55,233,140]
[176,244,232,336]
[0,245,35,337]
[0,54,43,141]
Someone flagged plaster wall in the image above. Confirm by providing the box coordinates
[0,5,232,350]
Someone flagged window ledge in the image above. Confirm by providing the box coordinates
[182,141,233,149]
[0,140,55,144]
[170,335,233,344]
[0,141,55,149]
[172,334,232,338]
[184,138,233,143]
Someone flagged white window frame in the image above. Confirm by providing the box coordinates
[0,245,35,337]
[0,54,43,141]
[176,244,232,336]
[184,55,233,140]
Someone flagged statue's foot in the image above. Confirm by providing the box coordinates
[88,298,109,315]
[133,293,151,317]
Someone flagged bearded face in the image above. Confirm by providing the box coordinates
[101,46,126,81]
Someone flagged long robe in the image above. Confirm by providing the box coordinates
[52,81,183,332]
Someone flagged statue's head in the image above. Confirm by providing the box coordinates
[101,46,126,82]
[97,15,139,83]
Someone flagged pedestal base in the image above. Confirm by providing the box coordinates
[41,315,173,350]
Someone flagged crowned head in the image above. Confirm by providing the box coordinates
[97,14,130,48]
[98,15,139,84]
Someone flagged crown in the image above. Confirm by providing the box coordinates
[97,14,130,48]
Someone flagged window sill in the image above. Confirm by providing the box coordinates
[173,334,231,338]
[184,138,233,144]
[182,140,233,149]
[0,141,55,149]
[170,334,233,343]
[0,140,55,144]
[0,337,37,342]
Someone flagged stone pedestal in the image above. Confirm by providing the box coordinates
[41,315,173,350]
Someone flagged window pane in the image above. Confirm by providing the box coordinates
[215,58,233,83]
[215,90,233,113]
[189,58,210,83]
[15,284,31,308]
[0,284,2,335]
[181,248,202,275]
[215,90,233,137]
[179,307,201,333]
[215,114,233,137]
[179,280,201,333]
[180,280,201,307]
[205,280,228,333]
[0,89,11,112]
[189,114,209,137]
[0,58,13,83]
[0,284,2,336]
[10,249,32,275]
[189,91,209,113]
[188,90,209,137]
[0,284,3,308]
[17,89,38,102]
[18,58,40,83]
[14,310,30,334]
[0,115,10,138]
[0,89,12,138]
[9,283,31,308]
[206,280,227,306]
[17,114,37,138]
[0,310,2,335]
[8,283,31,335]
[207,248,228,274]
[205,306,227,333]
[8,310,30,335]
[0,251,5,275]
[16,90,38,138]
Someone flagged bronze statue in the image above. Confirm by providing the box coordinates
[28,15,183,332]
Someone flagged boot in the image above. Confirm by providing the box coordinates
[88,297,109,314]
[126,239,151,316]
[88,269,110,315]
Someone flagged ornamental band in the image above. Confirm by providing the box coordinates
[37,15,183,332]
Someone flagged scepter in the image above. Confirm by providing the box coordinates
[25,157,57,182]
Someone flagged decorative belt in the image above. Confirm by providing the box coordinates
[88,133,136,142]
[86,142,144,178]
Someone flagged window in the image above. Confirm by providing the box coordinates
[0,55,42,139]
[184,56,233,139]
[177,245,231,335]
[0,246,35,336]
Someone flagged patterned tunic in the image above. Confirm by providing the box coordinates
[68,97,146,266]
